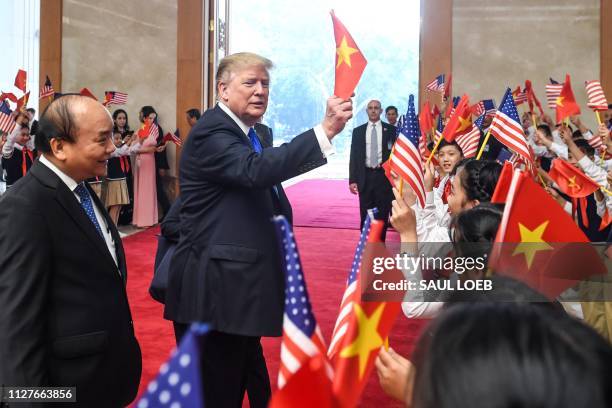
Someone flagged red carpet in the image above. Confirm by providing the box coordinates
[125,179,427,407]
[285,179,361,230]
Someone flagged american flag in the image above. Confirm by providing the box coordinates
[0,101,16,135]
[328,209,377,359]
[473,99,496,117]
[135,323,207,408]
[512,87,527,105]
[103,91,128,106]
[274,216,330,389]
[585,80,608,110]
[489,88,533,164]
[455,125,481,158]
[39,75,54,99]
[448,96,460,117]
[474,113,486,131]
[162,129,183,147]
[395,114,405,137]
[433,115,444,144]
[586,136,604,150]
[496,147,514,164]
[389,95,426,207]
[546,78,563,109]
[150,121,160,140]
[425,74,445,93]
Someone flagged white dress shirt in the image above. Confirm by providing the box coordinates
[365,121,383,167]
[218,102,335,158]
[38,155,119,268]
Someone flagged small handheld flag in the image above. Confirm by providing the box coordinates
[330,10,367,99]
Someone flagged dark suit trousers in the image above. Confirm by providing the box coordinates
[156,170,171,220]
[174,323,271,408]
[359,168,394,241]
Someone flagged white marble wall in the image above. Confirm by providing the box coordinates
[62,0,178,175]
[453,0,600,129]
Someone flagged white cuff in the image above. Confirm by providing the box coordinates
[313,124,335,158]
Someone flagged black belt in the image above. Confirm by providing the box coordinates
[365,166,383,171]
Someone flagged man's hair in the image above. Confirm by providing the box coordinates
[216,52,273,86]
[411,295,612,408]
[35,94,82,153]
[537,124,552,139]
[26,108,36,114]
[385,105,398,114]
[574,139,595,157]
[186,108,201,120]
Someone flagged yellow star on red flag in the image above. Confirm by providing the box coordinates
[336,36,359,68]
[339,303,385,379]
[512,221,553,269]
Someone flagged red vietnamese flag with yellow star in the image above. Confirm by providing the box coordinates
[138,118,153,139]
[14,69,27,93]
[555,74,581,124]
[548,158,600,228]
[441,94,470,142]
[491,170,605,298]
[524,80,544,116]
[16,91,30,112]
[490,161,516,204]
[548,159,599,199]
[419,101,434,134]
[330,11,367,99]
[331,220,401,408]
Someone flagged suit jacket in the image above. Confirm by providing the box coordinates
[254,123,293,223]
[349,121,396,189]
[164,105,326,337]
[0,161,141,408]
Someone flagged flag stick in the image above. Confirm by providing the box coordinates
[602,187,612,196]
[426,136,443,165]
[384,337,390,351]
[399,178,404,196]
[531,112,538,127]
[476,129,492,160]
[595,111,602,126]
[537,173,547,189]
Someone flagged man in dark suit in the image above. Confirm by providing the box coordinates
[165,52,353,407]
[349,99,397,238]
[0,95,142,408]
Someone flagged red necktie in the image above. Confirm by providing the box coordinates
[571,197,590,229]
[120,156,130,173]
[433,176,441,189]
[441,178,452,204]
[21,148,33,176]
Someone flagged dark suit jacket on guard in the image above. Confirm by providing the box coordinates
[164,105,326,337]
[0,161,142,408]
[349,121,396,189]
